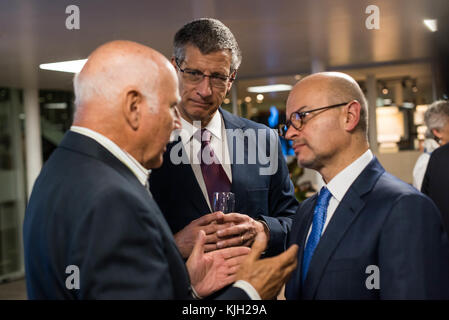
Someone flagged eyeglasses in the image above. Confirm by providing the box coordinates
[278,102,349,137]
[175,59,234,89]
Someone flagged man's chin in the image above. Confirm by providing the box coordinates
[185,104,218,122]
[297,157,314,170]
[146,155,164,170]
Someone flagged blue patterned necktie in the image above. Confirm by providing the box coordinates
[302,186,332,284]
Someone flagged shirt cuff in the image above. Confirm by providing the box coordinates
[191,286,203,299]
[258,219,270,240]
[232,280,261,300]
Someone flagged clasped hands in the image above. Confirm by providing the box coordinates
[180,211,298,299]
[175,211,268,259]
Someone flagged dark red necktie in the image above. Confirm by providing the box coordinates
[198,128,231,209]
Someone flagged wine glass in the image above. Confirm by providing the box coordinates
[212,192,235,213]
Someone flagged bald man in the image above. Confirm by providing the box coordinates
[281,72,449,299]
[23,41,298,299]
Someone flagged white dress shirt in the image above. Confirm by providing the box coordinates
[70,126,151,191]
[306,149,374,242]
[412,138,440,190]
[174,111,232,210]
[170,111,261,300]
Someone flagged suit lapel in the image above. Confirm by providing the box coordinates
[220,108,249,211]
[165,137,210,214]
[60,131,142,187]
[302,157,385,299]
[285,196,316,299]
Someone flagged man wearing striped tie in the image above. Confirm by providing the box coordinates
[281,71,449,299]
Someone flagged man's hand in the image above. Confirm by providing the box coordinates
[215,213,268,249]
[186,230,251,298]
[236,232,298,299]
[174,211,233,258]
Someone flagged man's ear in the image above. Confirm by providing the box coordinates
[225,70,237,96]
[432,128,442,140]
[343,100,361,132]
[170,57,177,69]
[123,89,142,131]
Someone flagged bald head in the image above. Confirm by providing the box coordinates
[74,40,175,116]
[71,41,181,169]
[290,72,368,136]
[285,72,370,181]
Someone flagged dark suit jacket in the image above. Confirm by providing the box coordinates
[422,143,449,235]
[150,108,298,256]
[23,131,249,299]
[285,157,449,300]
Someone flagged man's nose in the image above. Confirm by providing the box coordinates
[196,76,213,97]
[284,125,298,141]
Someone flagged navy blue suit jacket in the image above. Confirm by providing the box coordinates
[23,131,249,299]
[149,108,298,256]
[285,157,449,299]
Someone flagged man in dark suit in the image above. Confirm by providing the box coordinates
[422,142,449,236]
[150,18,298,259]
[23,40,298,299]
[281,72,449,299]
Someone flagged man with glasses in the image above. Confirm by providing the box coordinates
[150,18,298,261]
[282,72,449,299]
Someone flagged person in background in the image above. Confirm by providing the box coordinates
[23,40,298,300]
[413,100,449,189]
[281,72,449,300]
[413,130,440,189]
[422,100,449,236]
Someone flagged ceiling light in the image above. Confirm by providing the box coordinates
[39,59,87,73]
[379,81,389,95]
[256,94,264,101]
[244,96,252,103]
[247,84,292,93]
[423,19,438,32]
[44,103,68,110]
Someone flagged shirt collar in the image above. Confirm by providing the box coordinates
[174,110,223,144]
[325,149,373,202]
[70,126,150,187]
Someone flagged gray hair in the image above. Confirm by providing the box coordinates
[173,18,242,72]
[424,100,449,131]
